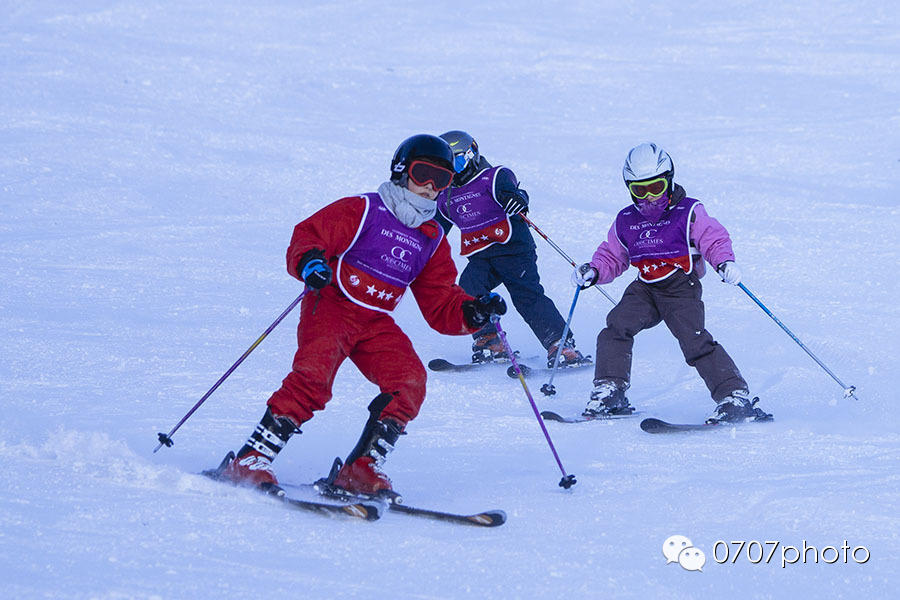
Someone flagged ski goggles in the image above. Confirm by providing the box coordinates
[453,146,476,173]
[408,159,454,191]
[628,176,669,199]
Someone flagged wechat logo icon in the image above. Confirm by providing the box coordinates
[663,535,706,572]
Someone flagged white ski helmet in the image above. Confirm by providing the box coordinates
[622,142,673,183]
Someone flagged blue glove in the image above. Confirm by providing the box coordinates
[462,293,508,328]
[298,250,332,290]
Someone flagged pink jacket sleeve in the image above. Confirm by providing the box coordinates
[690,203,735,270]
[589,221,630,285]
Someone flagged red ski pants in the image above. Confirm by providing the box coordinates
[267,289,426,427]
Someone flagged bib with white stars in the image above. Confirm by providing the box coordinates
[336,194,443,313]
[614,198,701,283]
[437,166,512,256]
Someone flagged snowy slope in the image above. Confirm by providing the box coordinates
[1,1,898,598]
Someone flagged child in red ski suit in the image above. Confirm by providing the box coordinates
[220,134,507,498]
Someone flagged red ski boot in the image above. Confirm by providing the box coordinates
[222,450,280,489]
[327,394,404,502]
[220,408,299,492]
[333,455,394,496]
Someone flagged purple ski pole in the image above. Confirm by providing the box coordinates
[154,290,307,452]
[491,315,576,489]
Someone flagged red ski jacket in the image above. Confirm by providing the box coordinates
[286,195,477,336]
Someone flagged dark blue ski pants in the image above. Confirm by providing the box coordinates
[458,222,567,349]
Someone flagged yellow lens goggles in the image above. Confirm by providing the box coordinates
[628,176,669,200]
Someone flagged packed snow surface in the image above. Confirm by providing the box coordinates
[2,2,898,598]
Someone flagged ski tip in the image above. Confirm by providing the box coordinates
[468,510,506,527]
[540,410,565,422]
[427,358,453,371]
[639,418,668,433]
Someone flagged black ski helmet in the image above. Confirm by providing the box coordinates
[390,134,454,184]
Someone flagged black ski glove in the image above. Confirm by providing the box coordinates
[462,293,508,328]
[297,249,332,290]
[496,182,529,216]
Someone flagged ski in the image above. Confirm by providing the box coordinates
[540,409,641,424]
[428,357,531,374]
[272,491,382,520]
[640,416,773,434]
[506,361,593,379]
[385,502,506,527]
[304,458,507,528]
[201,452,382,521]
[427,358,490,373]
[315,483,506,527]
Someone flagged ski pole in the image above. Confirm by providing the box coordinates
[491,315,576,489]
[541,286,581,397]
[520,214,616,306]
[736,282,859,401]
[154,290,308,452]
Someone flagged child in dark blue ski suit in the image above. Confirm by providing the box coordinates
[435,130,589,368]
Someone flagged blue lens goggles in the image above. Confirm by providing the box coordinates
[453,147,476,173]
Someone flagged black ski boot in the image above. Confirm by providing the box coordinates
[583,380,634,417]
[706,391,773,424]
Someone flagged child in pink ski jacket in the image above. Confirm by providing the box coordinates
[572,143,772,424]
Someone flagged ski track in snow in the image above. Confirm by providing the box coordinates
[1,2,898,598]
